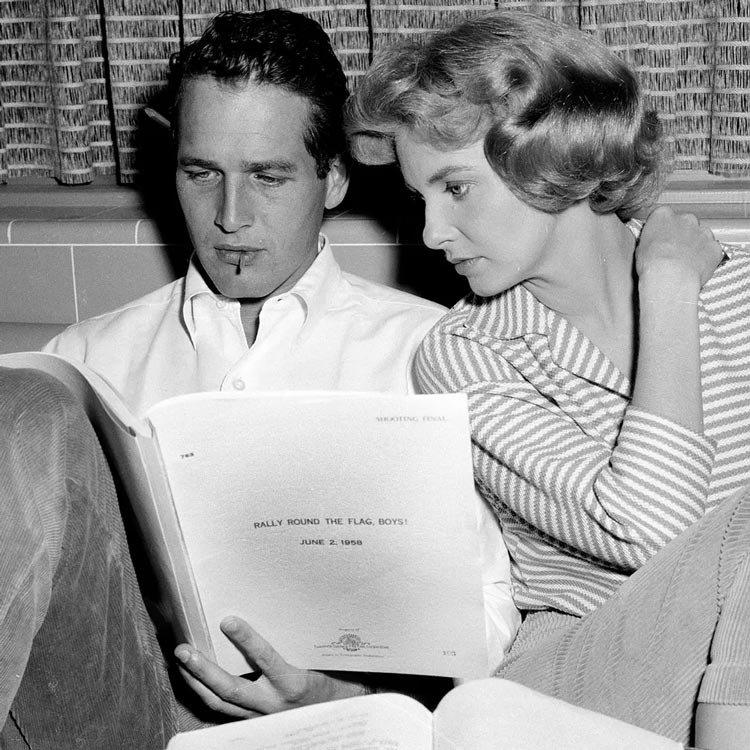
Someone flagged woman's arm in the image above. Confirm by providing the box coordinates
[415,211,722,572]
[631,207,723,433]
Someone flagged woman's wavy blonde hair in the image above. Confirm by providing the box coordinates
[345,10,664,220]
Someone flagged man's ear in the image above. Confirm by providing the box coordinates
[324,157,350,210]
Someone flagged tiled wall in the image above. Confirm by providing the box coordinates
[0,199,466,354]
[2,181,750,354]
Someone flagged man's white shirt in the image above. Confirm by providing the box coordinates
[45,237,520,670]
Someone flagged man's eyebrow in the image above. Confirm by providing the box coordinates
[176,157,297,173]
[240,159,297,173]
[177,156,217,169]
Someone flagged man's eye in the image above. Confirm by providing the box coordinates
[186,170,215,183]
[254,174,286,186]
[446,183,471,198]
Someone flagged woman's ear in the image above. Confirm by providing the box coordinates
[324,157,350,210]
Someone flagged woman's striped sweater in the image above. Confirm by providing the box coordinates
[415,244,750,617]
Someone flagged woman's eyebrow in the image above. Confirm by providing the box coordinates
[426,164,474,186]
[401,163,476,193]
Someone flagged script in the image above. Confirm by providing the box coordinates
[165,678,685,749]
[0,351,488,678]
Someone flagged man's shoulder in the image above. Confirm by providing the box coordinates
[339,271,447,322]
[45,278,185,354]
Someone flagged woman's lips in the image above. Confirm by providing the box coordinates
[448,256,481,275]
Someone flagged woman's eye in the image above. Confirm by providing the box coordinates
[446,183,471,198]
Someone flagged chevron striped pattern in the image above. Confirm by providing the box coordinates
[415,243,750,616]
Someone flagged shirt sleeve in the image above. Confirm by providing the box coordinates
[416,331,716,573]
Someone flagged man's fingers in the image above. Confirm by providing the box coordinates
[174,650,260,718]
[220,617,293,678]
[218,618,337,707]
[175,633,302,716]
[175,619,354,716]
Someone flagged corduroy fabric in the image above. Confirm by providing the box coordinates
[496,488,750,745]
[0,367,176,748]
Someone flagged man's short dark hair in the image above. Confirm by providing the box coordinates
[169,9,348,178]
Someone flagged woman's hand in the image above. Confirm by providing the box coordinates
[175,617,366,718]
[636,206,723,291]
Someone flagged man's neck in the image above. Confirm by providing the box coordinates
[239,302,262,347]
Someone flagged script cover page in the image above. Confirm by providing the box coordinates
[148,391,488,678]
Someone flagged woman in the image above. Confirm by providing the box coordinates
[346,10,750,748]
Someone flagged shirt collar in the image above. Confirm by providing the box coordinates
[459,284,627,393]
[449,217,732,395]
[460,283,547,340]
[457,224,646,394]
[284,235,344,331]
[181,234,342,345]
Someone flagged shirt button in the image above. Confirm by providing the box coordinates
[216,300,226,309]
[232,378,246,391]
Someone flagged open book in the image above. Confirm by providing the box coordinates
[165,678,685,749]
[0,351,488,678]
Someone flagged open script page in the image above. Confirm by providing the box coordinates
[166,692,433,750]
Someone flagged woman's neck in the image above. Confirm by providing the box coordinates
[523,206,638,379]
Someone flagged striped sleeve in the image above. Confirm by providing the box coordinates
[595,407,715,551]
[415,329,716,572]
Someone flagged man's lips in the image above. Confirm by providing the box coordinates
[215,246,263,266]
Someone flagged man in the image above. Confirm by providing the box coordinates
[44,10,443,416]
[3,7,518,744]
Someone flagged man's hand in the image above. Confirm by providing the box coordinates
[174,616,366,718]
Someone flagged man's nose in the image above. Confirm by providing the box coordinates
[215,178,254,232]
